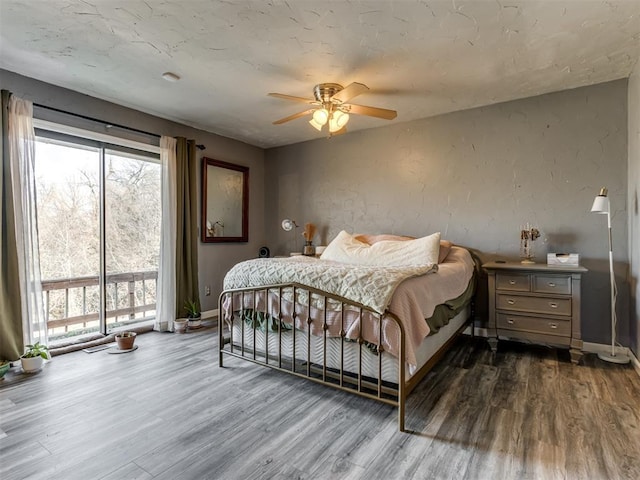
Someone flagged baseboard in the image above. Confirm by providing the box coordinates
[202,308,218,320]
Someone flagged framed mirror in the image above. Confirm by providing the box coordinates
[201,157,249,243]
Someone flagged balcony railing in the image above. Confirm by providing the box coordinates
[41,270,157,340]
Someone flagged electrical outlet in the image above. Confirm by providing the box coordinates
[205,285,211,296]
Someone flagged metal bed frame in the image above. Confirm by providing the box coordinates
[218,282,472,432]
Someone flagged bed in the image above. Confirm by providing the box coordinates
[218,231,478,431]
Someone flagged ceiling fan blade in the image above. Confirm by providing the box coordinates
[268,92,315,104]
[331,82,369,104]
[330,126,347,136]
[273,109,315,125]
[346,103,397,120]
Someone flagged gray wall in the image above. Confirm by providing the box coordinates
[265,80,630,346]
[0,69,266,313]
[629,61,640,358]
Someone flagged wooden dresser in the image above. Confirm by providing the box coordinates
[483,262,587,364]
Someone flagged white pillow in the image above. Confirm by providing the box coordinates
[320,230,441,267]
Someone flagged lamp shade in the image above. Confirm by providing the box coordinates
[312,108,329,125]
[333,110,349,128]
[591,187,609,214]
[281,219,297,231]
[330,110,349,131]
[329,111,349,133]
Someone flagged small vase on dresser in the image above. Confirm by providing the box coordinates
[303,241,315,256]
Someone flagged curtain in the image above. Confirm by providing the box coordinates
[7,95,47,349]
[175,138,200,318]
[0,91,24,360]
[155,136,177,331]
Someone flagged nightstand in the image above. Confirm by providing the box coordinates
[483,262,588,364]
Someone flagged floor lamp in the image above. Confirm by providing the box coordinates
[590,187,630,364]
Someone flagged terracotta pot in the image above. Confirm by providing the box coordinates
[115,332,137,350]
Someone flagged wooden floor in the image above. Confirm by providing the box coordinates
[1,327,639,480]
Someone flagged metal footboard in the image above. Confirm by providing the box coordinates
[218,283,407,431]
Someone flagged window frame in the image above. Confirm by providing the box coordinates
[34,122,161,340]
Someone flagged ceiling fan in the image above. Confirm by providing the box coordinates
[268,82,397,135]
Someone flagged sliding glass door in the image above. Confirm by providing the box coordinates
[104,149,161,332]
[35,132,161,344]
[35,137,101,344]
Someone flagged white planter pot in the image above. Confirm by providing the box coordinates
[187,317,202,329]
[174,318,188,333]
[21,356,44,373]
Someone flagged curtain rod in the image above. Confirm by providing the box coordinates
[33,103,206,150]
[34,103,161,139]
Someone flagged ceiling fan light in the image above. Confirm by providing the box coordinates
[333,110,349,129]
[309,118,323,131]
[312,108,329,125]
[329,112,349,133]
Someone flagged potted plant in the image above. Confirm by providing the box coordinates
[20,342,49,373]
[184,299,202,329]
[114,331,137,350]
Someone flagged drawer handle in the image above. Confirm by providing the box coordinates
[507,299,516,305]
[548,282,556,287]
[549,302,558,308]
[509,280,516,285]
[549,323,558,329]
[507,318,515,324]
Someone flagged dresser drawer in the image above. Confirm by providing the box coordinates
[496,273,530,292]
[533,275,571,295]
[497,313,571,337]
[496,294,571,316]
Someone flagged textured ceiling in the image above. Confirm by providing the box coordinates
[1,1,639,148]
